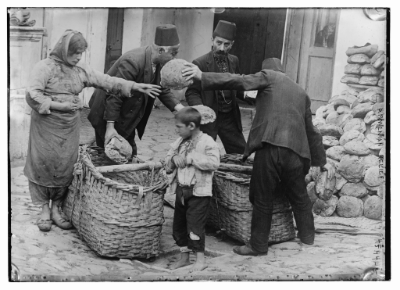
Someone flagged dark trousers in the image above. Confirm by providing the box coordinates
[94,129,138,157]
[173,186,211,252]
[249,143,314,253]
[201,111,246,154]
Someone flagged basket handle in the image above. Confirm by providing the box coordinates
[96,162,163,174]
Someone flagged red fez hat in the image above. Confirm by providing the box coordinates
[154,24,180,46]
[262,58,285,73]
[213,20,236,41]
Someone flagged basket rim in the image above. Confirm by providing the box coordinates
[214,171,251,184]
[74,146,168,195]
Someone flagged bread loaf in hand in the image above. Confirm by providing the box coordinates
[105,136,132,164]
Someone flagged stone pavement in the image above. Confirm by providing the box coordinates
[10,106,384,281]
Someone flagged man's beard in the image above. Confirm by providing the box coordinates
[212,47,229,57]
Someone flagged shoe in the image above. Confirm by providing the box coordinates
[233,245,268,256]
[51,214,73,230]
[58,207,70,221]
[37,218,52,232]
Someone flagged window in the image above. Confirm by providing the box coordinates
[314,9,338,48]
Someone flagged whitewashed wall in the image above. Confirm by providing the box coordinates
[43,8,109,106]
[122,9,144,54]
[331,9,386,96]
[138,8,214,102]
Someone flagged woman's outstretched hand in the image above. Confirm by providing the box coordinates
[182,63,202,82]
[132,83,162,98]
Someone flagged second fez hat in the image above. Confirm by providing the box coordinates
[213,20,236,41]
[154,24,180,46]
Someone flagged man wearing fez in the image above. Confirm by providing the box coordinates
[185,20,253,155]
[88,24,184,159]
[182,58,334,256]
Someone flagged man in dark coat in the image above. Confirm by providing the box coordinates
[182,58,334,256]
[185,20,254,154]
[88,24,184,158]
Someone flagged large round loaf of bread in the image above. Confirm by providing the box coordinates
[160,59,194,90]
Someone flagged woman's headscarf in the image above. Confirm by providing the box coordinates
[49,29,87,65]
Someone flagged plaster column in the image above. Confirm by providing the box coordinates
[9,26,46,161]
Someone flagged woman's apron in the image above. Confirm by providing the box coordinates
[24,108,81,187]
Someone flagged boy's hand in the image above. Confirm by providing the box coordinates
[172,155,186,168]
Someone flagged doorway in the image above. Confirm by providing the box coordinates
[104,8,124,73]
[213,8,287,75]
[283,9,340,112]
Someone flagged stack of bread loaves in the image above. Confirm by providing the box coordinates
[341,43,386,87]
[309,63,385,220]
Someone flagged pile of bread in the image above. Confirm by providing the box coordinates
[308,85,385,220]
[341,43,385,88]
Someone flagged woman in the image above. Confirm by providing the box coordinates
[24,29,161,232]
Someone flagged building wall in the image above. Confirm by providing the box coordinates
[9,26,46,161]
[139,8,214,101]
[9,8,109,162]
[174,9,214,64]
[122,9,144,54]
[26,8,45,27]
[42,8,109,106]
[331,9,386,96]
[173,9,215,101]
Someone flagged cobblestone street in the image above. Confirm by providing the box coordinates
[10,106,384,281]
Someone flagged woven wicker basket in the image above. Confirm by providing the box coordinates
[63,146,168,259]
[208,154,296,244]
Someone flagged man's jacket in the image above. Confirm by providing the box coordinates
[201,70,327,167]
[88,46,179,141]
[185,51,245,132]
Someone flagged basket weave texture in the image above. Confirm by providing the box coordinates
[63,147,168,259]
[208,154,296,244]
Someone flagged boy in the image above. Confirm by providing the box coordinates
[165,107,220,272]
